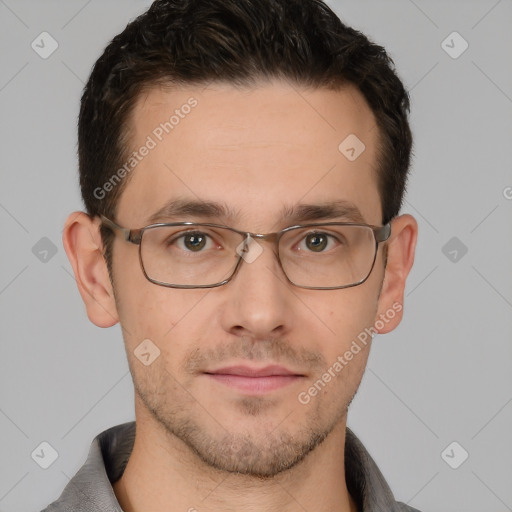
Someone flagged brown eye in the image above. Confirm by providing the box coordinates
[305,233,328,252]
[183,233,207,251]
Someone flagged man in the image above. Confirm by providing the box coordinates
[46,0,419,510]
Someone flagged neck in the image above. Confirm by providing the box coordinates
[113,400,357,512]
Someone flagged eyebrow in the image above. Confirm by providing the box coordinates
[146,198,367,225]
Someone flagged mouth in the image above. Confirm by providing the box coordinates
[203,365,305,394]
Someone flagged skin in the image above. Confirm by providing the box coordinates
[63,79,417,512]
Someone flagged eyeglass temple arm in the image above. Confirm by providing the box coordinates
[99,215,133,242]
[375,223,391,242]
[99,214,391,243]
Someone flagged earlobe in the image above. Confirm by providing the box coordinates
[62,211,119,328]
[374,214,418,334]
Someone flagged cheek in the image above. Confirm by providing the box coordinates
[114,270,214,360]
[112,247,173,333]
[307,295,376,408]
[318,289,378,359]
[111,247,217,373]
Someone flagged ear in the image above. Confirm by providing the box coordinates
[374,214,418,334]
[62,211,119,328]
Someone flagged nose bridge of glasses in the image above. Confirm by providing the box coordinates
[239,232,282,260]
[249,231,279,243]
[232,231,286,287]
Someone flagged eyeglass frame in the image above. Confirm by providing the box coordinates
[99,214,392,290]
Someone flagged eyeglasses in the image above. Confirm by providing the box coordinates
[100,215,391,290]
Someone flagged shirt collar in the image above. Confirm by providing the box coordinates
[43,421,416,512]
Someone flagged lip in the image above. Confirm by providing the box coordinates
[206,365,300,377]
[203,365,304,394]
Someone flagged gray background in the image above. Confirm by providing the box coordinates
[1,0,511,510]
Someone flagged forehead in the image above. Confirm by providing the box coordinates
[117,80,382,228]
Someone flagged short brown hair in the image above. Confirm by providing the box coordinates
[78,0,412,278]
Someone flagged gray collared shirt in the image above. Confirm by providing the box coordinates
[41,421,421,512]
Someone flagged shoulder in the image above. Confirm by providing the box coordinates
[39,422,135,512]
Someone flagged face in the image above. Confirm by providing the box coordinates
[105,80,392,476]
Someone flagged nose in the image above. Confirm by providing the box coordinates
[219,237,294,340]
